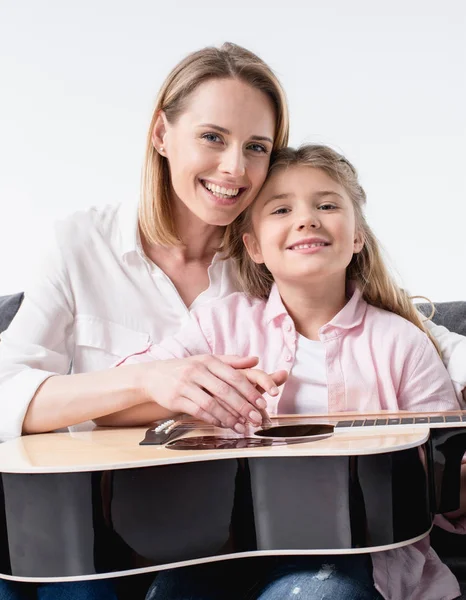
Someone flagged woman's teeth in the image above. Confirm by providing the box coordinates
[202,181,240,198]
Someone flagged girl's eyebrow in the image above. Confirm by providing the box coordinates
[262,192,291,207]
[198,123,273,144]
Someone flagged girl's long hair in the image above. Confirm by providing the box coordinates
[224,145,439,352]
[139,42,289,247]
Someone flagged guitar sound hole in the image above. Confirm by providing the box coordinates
[255,424,334,438]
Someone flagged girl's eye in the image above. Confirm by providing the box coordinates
[201,133,222,143]
[319,203,337,211]
[247,143,268,154]
[271,207,290,215]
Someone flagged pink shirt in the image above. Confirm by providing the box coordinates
[122,285,462,600]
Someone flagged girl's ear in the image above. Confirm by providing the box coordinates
[353,228,365,254]
[151,111,168,151]
[243,232,265,264]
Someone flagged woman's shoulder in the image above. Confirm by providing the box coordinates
[55,203,123,242]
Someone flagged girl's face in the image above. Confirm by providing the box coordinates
[243,165,364,287]
[153,78,276,227]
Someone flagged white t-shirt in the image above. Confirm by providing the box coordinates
[279,335,328,414]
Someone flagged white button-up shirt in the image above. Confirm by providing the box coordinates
[0,202,239,440]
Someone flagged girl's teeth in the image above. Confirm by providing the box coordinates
[202,181,240,198]
[293,243,327,249]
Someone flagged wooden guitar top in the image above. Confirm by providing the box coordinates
[0,411,439,474]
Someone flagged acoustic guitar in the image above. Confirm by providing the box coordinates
[0,411,465,582]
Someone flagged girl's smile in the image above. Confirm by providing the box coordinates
[286,236,331,253]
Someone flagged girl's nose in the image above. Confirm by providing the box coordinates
[297,213,320,230]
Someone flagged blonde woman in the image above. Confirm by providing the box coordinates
[0,42,288,600]
[122,145,465,600]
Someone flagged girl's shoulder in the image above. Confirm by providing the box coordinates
[364,303,429,344]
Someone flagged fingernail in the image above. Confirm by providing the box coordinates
[234,423,245,433]
[249,410,261,423]
[270,386,279,395]
[256,398,267,409]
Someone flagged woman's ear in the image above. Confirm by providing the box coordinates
[152,111,168,152]
[243,233,265,264]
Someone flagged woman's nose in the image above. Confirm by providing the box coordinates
[219,146,246,177]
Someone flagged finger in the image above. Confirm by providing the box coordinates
[215,396,246,424]
[243,369,281,397]
[183,383,245,431]
[206,359,269,415]
[192,362,263,426]
[271,370,288,387]
[217,355,259,369]
[174,397,222,428]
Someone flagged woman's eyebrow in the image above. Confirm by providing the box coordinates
[199,123,273,144]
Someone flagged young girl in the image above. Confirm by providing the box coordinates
[121,145,464,600]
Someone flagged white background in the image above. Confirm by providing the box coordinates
[0,0,465,300]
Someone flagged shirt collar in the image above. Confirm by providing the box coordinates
[264,284,291,323]
[321,283,367,333]
[264,281,367,332]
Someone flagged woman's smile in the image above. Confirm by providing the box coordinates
[200,179,248,205]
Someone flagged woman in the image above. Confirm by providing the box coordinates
[0,41,288,600]
[0,42,463,600]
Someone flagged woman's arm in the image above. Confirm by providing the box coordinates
[98,311,287,430]
[22,364,151,433]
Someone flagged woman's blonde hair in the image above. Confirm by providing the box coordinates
[225,144,439,351]
[139,42,289,247]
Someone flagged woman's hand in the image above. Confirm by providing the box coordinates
[140,355,286,432]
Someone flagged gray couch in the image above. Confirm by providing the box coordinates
[1,293,466,597]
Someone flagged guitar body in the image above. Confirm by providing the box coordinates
[0,413,463,582]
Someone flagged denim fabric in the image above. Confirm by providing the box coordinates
[0,580,117,600]
[145,556,383,600]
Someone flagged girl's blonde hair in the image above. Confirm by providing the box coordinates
[225,144,439,351]
[139,42,289,247]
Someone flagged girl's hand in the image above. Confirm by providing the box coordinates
[140,355,284,432]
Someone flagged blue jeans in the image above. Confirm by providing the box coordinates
[0,580,118,600]
[145,555,383,600]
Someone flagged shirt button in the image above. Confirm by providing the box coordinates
[285,354,292,362]
[285,323,293,332]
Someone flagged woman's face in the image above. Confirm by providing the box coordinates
[154,78,276,227]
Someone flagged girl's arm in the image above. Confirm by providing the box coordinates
[425,319,466,404]
[397,333,460,412]
[397,331,466,526]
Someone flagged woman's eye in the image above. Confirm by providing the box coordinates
[272,207,290,215]
[319,203,337,211]
[202,133,222,143]
[247,143,268,154]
